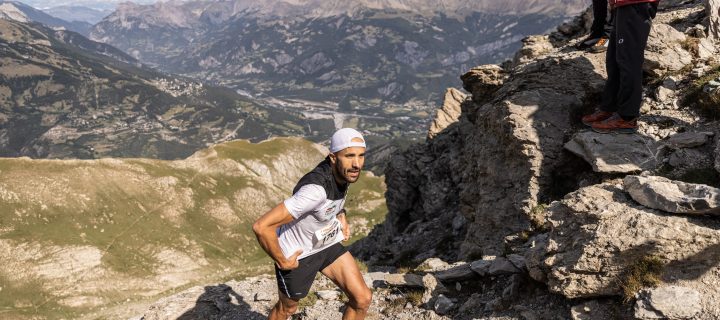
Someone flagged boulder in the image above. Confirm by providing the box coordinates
[624,175,720,215]
[428,88,467,140]
[644,24,693,77]
[663,132,713,149]
[433,294,454,315]
[564,131,660,173]
[634,286,702,319]
[525,182,720,315]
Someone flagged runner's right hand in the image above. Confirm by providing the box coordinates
[277,250,303,270]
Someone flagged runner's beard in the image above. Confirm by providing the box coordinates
[335,161,361,183]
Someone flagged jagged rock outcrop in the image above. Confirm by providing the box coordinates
[513,35,554,66]
[427,88,467,140]
[624,175,720,215]
[354,46,607,263]
[460,65,506,103]
[525,182,720,317]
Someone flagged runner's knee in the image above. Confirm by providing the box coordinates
[350,287,372,310]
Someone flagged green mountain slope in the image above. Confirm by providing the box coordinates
[0,137,387,319]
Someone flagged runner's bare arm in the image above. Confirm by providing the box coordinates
[337,209,350,241]
[252,203,303,270]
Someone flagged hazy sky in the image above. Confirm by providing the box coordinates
[25,0,159,10]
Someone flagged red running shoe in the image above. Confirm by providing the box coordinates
[591,114,638,134]
[581,110,614,127]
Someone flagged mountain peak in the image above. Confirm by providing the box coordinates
[0,2,29,22]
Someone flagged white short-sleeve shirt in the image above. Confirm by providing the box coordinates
[278,159,347,260]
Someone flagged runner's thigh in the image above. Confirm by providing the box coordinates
[320,252,368,298]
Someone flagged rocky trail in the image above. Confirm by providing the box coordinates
[138,0,720,319]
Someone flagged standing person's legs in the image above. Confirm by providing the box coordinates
[321,252,372,320]
[600,8,619,112]
[613,4,654,119]
[591,0,609,38]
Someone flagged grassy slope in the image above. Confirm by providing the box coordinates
[0,138,387,319]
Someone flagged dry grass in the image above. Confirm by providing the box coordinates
[298,293,319,310]
[529,203,549,231]
[619,255,664,303]
[681,63,720,119]
[405,289,424,306]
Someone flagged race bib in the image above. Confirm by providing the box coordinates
[312,219,341,249]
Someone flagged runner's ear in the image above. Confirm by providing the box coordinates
[328,153,336,165]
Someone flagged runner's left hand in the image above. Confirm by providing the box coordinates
[342,222,350,241]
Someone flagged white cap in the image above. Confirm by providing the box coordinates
[330,128,366,153]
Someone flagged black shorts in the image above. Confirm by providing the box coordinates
[275,243,347,300]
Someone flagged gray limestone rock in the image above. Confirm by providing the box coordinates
[433,294,454,315]
[469,259,493,276]
[644,24,693,77]
[624,175,720,215]
[418,258,450,272]
[421,274,448,305]
[428,88,467,140]
[565,131,660,173]
[435,263,476,282]
[383,273,424,287]
[525,182,720,309]
[634,286,702,319]
[664,132,713,149]
[470,256,521,276]
[507,254,527,271]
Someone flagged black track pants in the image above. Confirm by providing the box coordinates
[591,0,612,38]
[600,3,657,119]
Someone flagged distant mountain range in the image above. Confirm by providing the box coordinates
[0,0,91,33]
[88,0,586,133]
[0,17,336,160]
[42,5,111,24]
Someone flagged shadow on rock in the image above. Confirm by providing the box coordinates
[177,284,266,320]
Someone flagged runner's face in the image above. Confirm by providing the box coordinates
[331,146,365,184]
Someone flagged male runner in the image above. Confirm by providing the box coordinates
[252,128,372,320]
